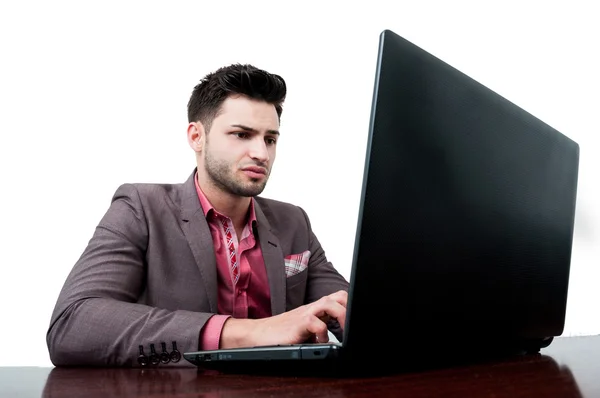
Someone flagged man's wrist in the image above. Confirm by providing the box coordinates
[219,318,258,349]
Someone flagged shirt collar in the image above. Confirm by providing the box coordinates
[194,171,258,227]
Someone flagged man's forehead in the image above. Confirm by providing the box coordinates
[214,98,280,132]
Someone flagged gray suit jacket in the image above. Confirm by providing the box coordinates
[46,170,349,367]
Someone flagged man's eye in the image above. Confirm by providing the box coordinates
[266,138,277,145]
[235,132,249,139]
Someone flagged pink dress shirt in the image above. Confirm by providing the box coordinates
[195,175,271,350]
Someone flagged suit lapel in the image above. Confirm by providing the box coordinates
[177,170,286,317]
[179,170,218,313]
[254,201,287,316]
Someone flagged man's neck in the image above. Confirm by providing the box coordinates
[197,174,252,230]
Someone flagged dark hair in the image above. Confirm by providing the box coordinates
[187,63,287,131]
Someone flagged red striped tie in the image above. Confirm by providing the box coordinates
[221,218,239,285]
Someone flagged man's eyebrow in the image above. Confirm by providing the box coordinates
[231,124,280,136]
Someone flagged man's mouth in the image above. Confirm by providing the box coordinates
[242,166,267,178]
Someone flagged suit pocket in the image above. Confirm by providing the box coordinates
[286,266,308,289]
[285,267,308,311]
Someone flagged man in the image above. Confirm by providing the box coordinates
[46,63,350,367]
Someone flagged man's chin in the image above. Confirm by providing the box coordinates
[244,185,267,197]
[232,181,267,197]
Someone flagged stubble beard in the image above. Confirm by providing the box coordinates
[204,148,269,197]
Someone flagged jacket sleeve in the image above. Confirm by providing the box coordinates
[46,184,211,367]
[299,207,350,342]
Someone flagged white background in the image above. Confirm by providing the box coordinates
[0,1,598,367]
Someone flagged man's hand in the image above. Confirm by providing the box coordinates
[220,290,348,348]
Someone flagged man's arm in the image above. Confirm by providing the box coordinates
[300,206,350,341]
[46,184,212,367]
[219,290,348,348]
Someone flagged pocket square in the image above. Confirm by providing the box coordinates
[284,250,311,277]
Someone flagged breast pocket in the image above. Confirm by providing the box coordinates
[285,267,308,311]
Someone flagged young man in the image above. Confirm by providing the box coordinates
[46,64,350,367]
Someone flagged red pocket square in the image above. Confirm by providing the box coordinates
[284,250,311,277]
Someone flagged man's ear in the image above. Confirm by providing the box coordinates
[187,122,205,152]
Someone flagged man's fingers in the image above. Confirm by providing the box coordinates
[306,315,330,343]
[312,296,347,331]
[292,290,349,344]
[328,290,348,308]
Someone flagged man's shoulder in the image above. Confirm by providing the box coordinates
[114,181,184,196]
[110,180,187,207]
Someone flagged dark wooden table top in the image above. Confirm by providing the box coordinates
[2,335,598,397]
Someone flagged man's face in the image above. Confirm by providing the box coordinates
[201,95,279,197]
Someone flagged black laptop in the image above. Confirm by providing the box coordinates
[184,29,580,371]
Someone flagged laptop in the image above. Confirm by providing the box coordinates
[184,29,580,371]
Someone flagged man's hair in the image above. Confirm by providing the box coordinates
[187,63,287,131]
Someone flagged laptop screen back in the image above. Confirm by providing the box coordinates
[343,29,579,358]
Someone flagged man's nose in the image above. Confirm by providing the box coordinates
[248,138,269,163]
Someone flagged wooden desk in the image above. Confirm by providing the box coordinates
[2,335,598,397]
